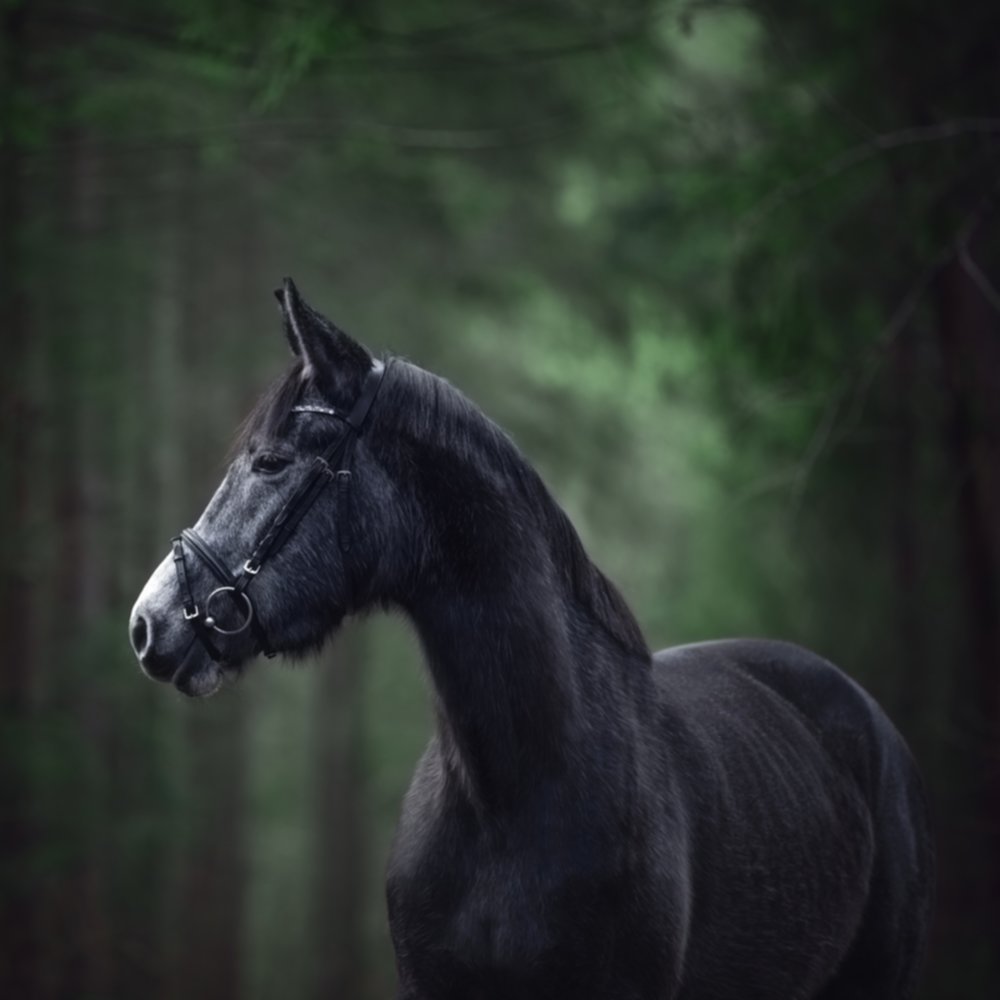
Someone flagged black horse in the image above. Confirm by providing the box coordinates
[130,280,934,1000]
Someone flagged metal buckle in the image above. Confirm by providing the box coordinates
[243,559,260,576]
[204,586,254,635]
[183,605,200,621]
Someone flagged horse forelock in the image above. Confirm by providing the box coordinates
[229,362,308,459]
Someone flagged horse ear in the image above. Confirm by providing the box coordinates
[274,277,370,378]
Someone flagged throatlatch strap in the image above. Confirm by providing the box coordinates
[336,436,356,553]
[344,363,386,430]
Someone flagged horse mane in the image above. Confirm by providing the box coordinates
[380,361,651,661]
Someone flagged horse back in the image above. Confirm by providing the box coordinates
[656,638,928,837]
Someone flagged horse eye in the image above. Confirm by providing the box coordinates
[251,452,291,475]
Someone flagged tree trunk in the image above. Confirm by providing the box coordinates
[935,249,1000,968]
[41,127,115,1000]
[170,164,249,1000]
[890,324,924,734]
[109,148,193,1000]
[0,4,42,994]
[311,625,367,1000]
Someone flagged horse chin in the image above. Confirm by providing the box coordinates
[173,658,231,698]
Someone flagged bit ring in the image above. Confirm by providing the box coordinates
[203,587,254,635]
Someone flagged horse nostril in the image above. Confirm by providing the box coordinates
[130,614,150,658]
[130,612,176,683]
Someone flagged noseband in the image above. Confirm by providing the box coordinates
[170,361,387,667]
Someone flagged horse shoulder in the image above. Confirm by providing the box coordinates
[387,741,688,996]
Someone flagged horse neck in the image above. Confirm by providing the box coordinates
[404,521,652,811]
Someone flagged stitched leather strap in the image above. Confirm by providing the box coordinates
[181,528,237,587]
[171,536,225,661]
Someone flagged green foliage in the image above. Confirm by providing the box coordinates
[2,1,998,997]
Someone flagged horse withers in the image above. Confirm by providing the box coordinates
[130,279,934,1000]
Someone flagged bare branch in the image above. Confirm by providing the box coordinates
[741,119,1000,236]
[786,182,1000,514]
[959,246,1000,317]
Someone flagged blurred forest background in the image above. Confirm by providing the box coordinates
[1,0,999,997]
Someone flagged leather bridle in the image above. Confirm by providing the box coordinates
[170,361,388,668]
